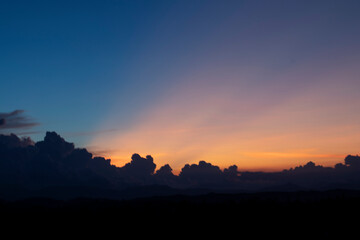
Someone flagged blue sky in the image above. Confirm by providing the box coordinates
[1,0,360,170]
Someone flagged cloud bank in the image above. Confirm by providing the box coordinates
[1,131,360,194]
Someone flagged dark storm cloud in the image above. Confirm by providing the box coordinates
[0,110,39,130]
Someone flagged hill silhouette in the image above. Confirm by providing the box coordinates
[1,189,359,238]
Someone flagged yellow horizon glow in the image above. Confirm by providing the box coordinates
[89,71,360,173]
[100,151,347,175]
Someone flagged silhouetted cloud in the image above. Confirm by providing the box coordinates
[35,131,75,158]
[156,164,174,176]
[179,161,224,187]
[154,164,177,186]
[223,165,239,182]
[0,110,39,130]
[344,155,360,169]
[119,154,157,184]
[0,133,34,148]
[0,131,116,189]
[1,131,360,197]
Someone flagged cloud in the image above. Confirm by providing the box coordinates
[0,133,34,148]
[119,153,157,184]
[344,155,360,168]
[156,164,174,176]
[179,161,224,186]
[1,131,360,196]
[0,110,39,130]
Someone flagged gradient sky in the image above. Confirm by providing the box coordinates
[1,0,360,172]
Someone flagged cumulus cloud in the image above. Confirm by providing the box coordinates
[156,164,174,176]
[1,131,360,194]
[0,133,34,148]
[178,161,227,187]
[344,155,360,168]
[119,154,157,184]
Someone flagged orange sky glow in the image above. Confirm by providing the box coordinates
[89,66,360,173]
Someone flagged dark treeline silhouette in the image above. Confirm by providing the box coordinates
[1,131,360,200]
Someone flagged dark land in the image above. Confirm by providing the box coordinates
[1,188,359,238]
[1,131,359,237]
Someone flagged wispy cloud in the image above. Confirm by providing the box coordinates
[0,110,39,131]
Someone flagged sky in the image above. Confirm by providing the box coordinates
[1,0,360,172]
